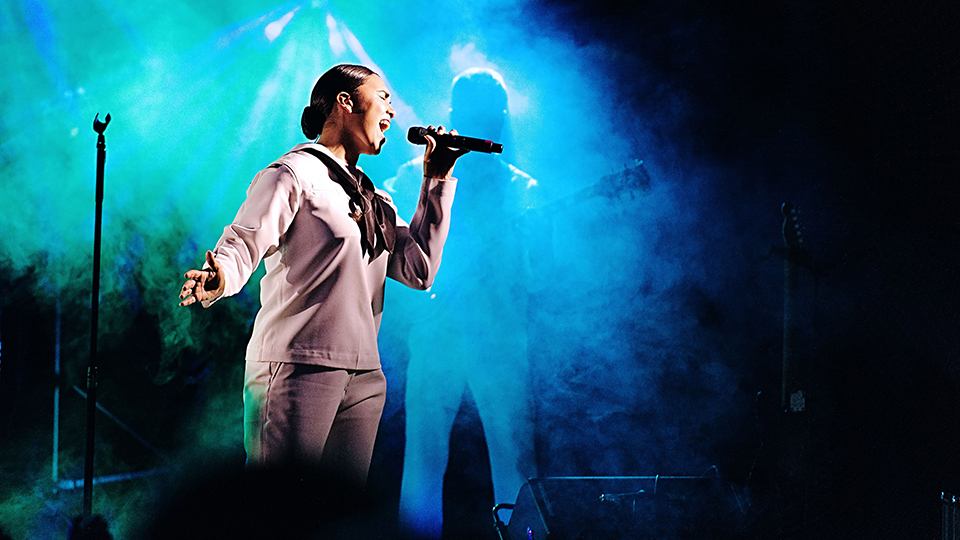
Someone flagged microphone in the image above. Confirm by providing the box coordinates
[407,126,503,154]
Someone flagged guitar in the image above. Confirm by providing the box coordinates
[529,159,651,214]
[774,201,814,537]
[780,202,809,412]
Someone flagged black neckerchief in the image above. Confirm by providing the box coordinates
[292,147,397,261]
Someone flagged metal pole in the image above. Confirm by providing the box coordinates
[84,113,110,518]
[54,295,61,485]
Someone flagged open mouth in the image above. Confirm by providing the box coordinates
[379,119,391,132]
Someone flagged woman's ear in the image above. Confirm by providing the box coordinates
[337,91,354,113]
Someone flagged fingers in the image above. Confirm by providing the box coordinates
[425,125,461,157]
[180,269,210,306]
[423,125,438,156]
[179,278,198,306]
[421,125,470,178]
[180,252,222,307]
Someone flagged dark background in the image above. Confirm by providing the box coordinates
[535,1,960,537]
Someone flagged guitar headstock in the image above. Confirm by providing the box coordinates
[772,202,820,272]
[781,202,806,254]
[592,159,651,199]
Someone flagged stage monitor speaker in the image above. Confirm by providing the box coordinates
[497,475,746,540]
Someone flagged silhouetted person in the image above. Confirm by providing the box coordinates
[385,68,539,538]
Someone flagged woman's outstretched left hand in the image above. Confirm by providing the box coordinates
[179,250,225,308]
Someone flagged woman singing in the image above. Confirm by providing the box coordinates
[178,64,467,487]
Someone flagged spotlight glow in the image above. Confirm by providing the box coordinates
[264,9,297,42]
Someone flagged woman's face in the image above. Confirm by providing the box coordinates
[344,75,396,157]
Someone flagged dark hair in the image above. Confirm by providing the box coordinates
[301,64,376,140]
[451,68,508,115]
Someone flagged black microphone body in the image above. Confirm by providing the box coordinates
[407,126,503,154]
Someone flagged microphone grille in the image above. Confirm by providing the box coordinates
[407,126,428,144]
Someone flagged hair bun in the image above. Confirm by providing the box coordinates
[301,106,325,140]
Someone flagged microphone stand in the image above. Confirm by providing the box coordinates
[83,112,110,518]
